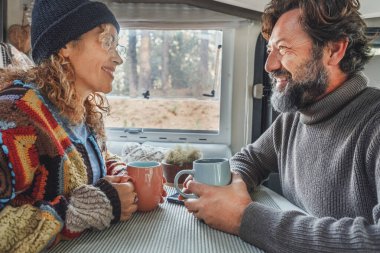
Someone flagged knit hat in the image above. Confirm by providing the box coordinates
[31,0,120,64]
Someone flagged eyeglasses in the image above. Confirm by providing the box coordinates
[115,44,127,57]
[106,44,127,59]
[101,34,127,59]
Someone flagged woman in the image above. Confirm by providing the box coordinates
[0,0,158,252]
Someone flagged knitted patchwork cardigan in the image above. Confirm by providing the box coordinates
[0,81,127,252]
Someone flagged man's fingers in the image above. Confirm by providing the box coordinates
[184,198,201,213]
[183,175,193,188]
[187,180,207,196]
[193,210,203,221]
[178,187,192,201]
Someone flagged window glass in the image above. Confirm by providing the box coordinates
[105,29,223,132]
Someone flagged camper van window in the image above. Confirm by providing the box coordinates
[106,29,222,131]
[106,28,234,144]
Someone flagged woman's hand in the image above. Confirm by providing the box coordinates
[103,175,138,221]
[161,177,168,203]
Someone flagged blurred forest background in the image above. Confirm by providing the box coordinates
[106,29,222,130]
[111,29,222,98]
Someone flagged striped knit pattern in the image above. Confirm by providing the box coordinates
[232,72,380,252]
[65,185,113,232]
[0,81,127,251]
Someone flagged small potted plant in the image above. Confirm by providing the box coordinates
[162,145,202,186]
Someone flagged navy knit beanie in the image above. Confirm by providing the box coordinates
[31,0,120,64]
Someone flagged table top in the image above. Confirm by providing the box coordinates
[48,186,302,253]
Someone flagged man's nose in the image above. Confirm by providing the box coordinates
[265,51,281,73]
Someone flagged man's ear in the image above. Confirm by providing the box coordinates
[326,38,349,66]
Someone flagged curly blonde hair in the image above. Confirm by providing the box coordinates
[0,24,116,140]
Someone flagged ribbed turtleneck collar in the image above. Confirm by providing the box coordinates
[298,72,368,124]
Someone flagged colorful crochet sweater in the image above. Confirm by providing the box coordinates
[0,81,127,253]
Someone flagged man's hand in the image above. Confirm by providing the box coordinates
[103,175,138,221]
[183,173,252,235]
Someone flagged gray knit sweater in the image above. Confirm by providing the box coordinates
[231,72,380,252]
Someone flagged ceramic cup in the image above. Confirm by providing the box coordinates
[127,161,163,212]
[174,158,231,198]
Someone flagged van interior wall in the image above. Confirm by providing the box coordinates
[6,0,22,30]
[230,22,259,154]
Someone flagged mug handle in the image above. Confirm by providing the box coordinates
[174,170,197,199]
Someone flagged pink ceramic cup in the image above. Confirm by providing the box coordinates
[127,161,163,212]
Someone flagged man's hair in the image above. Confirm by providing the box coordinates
[262,0,372,76]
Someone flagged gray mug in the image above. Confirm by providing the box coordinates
[174,158,231,198]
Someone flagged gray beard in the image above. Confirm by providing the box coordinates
[270,58,329,113]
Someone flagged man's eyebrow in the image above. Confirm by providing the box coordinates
[268,38,286,48]
[266,39,284,50]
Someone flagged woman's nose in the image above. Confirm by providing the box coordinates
[114,54,123,65]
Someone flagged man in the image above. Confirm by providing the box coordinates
[183,0,380,252]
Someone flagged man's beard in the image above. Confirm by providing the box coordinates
[269,52,329,113]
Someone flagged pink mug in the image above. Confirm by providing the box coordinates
[127,161,163,212]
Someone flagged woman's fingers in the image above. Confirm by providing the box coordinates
[113,181,135,193]
[119,191,138,221]
[120,203,138,221]
[107,180,138,221]
[162,188,167,197]
[119,191,137,205]
[103,175,119,183]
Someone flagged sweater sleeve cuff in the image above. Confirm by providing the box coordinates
[94,179,121,224]
[239,202,280,249]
